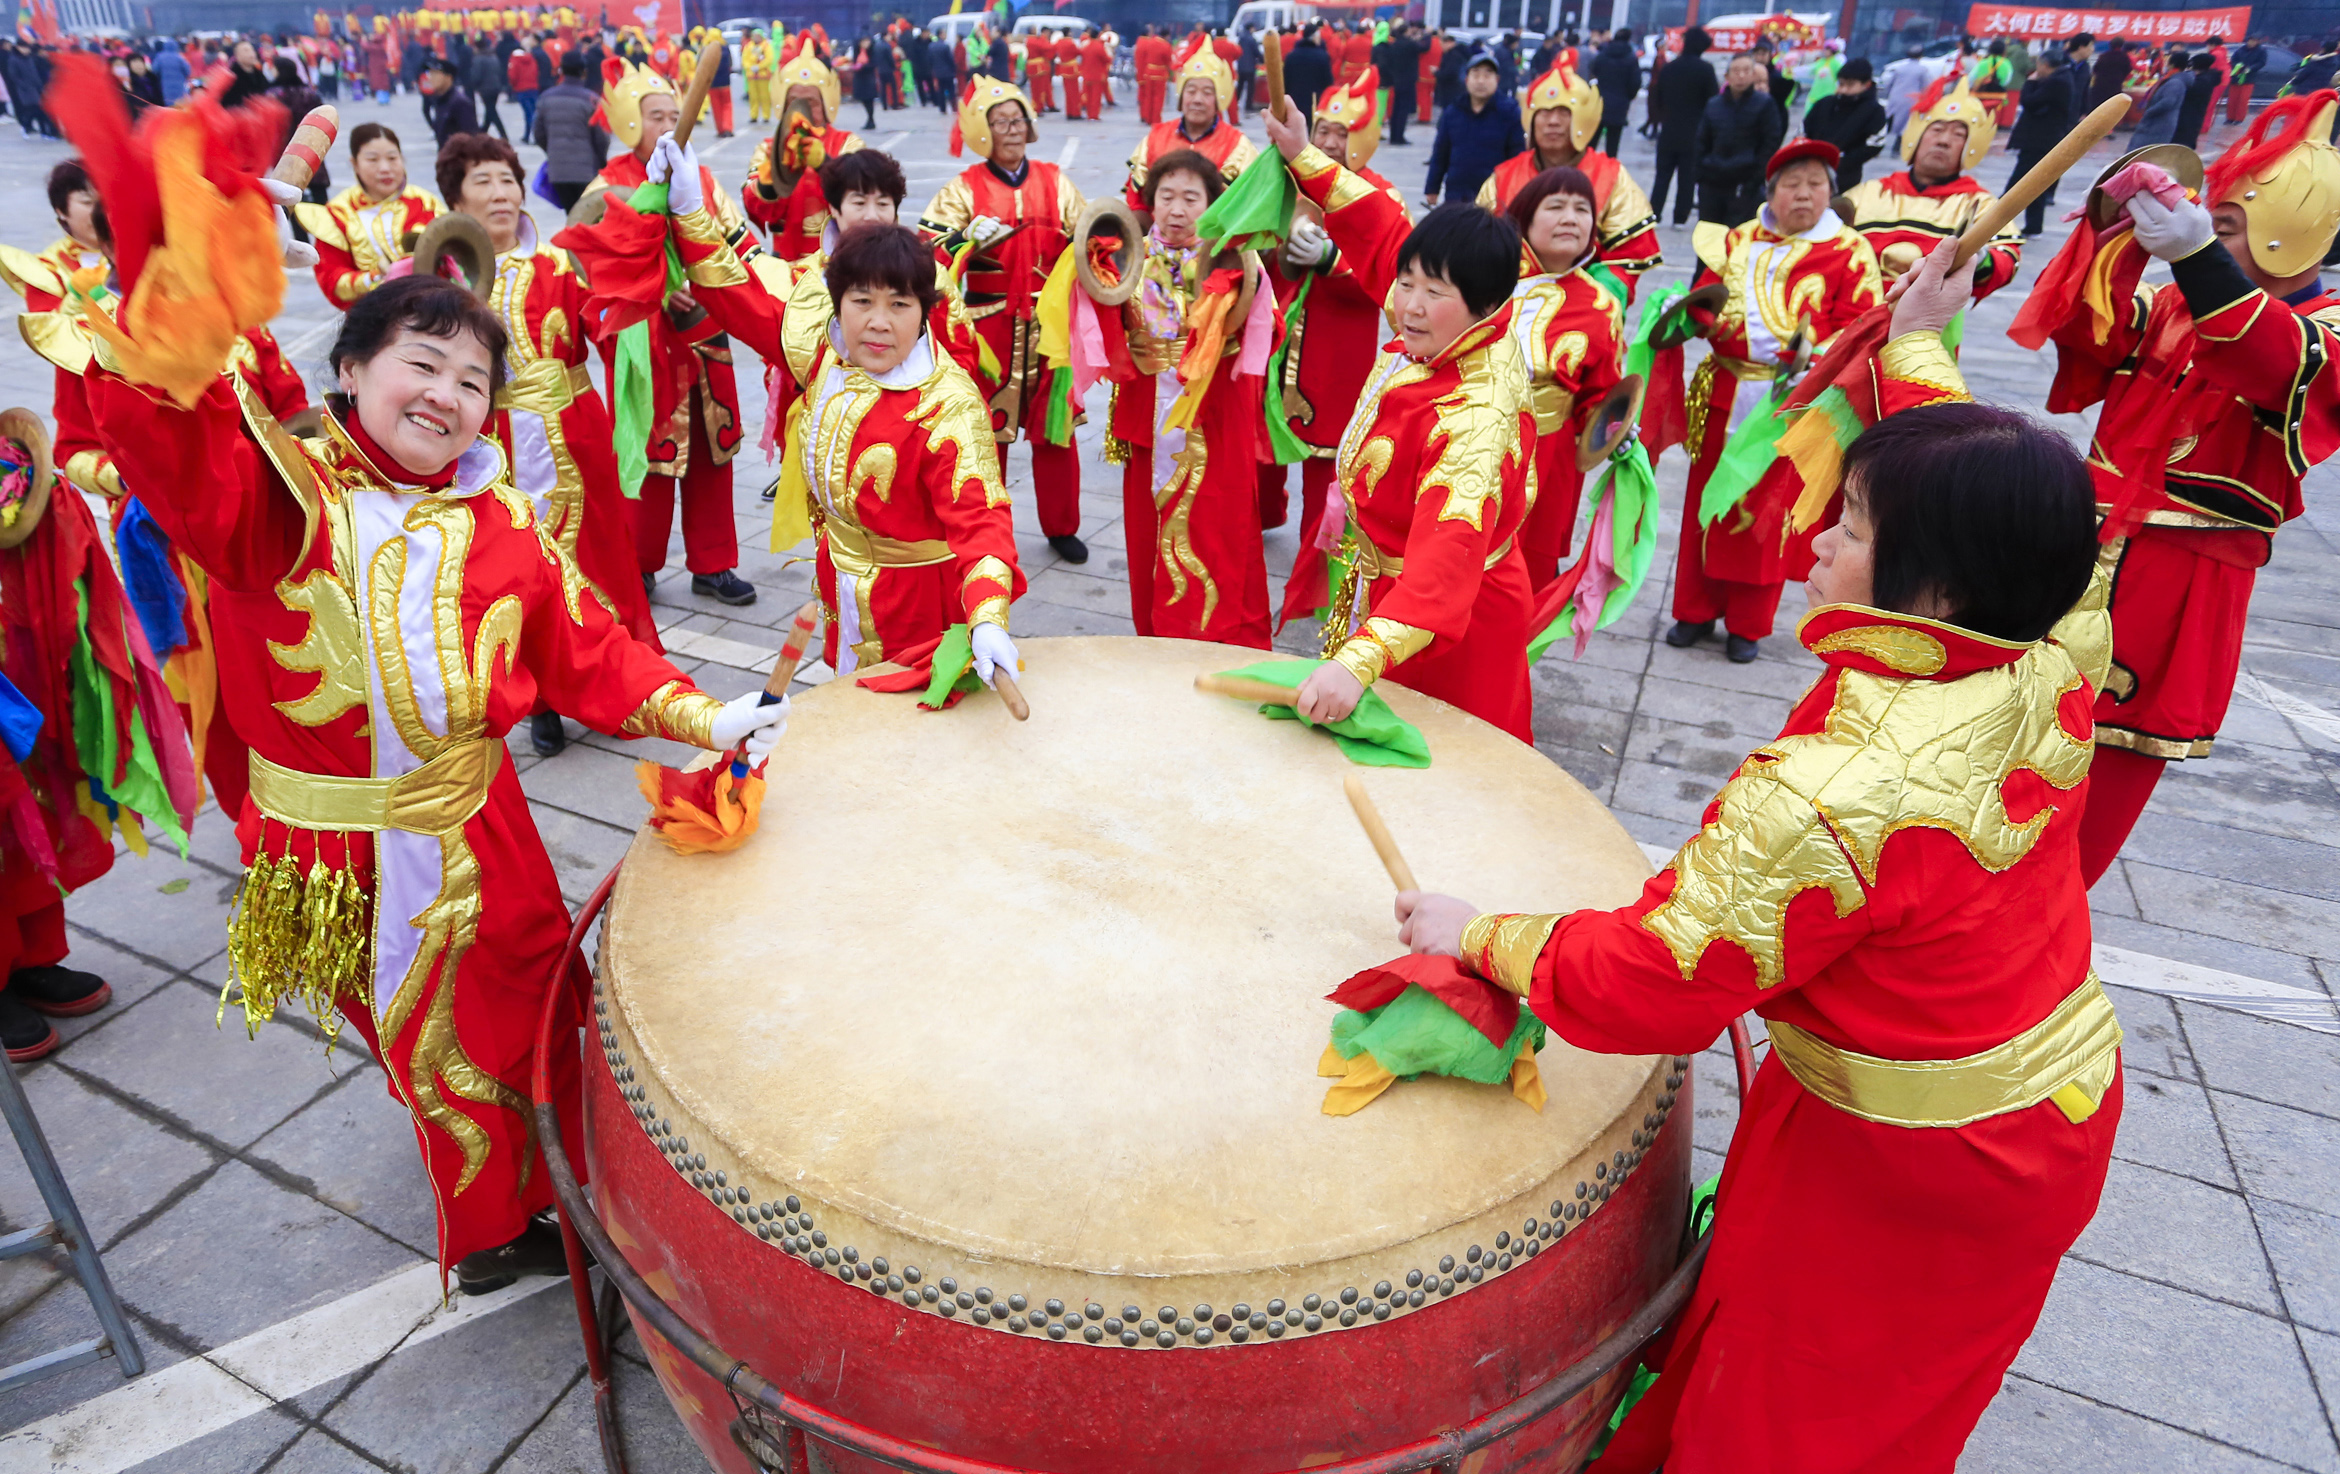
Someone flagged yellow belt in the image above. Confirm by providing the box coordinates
[1710,355,1776,382]
[1352,535,1516,582]
[248,739,504,838]
[495,360,592,415]
[1766,974,2122,1130]
[1528,381,1575,436]
[824,518,953,581]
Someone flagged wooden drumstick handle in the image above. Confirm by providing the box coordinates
[763,600,822,696]
[1951,95,2129,271]
[1195,672,1299,706]
[672,39,727,148]
[269,105,339,192]
[993,669,1029,722]
[1262,30,1288,122]
[1344,774,1418,894]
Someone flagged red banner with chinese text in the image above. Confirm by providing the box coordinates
[1963,5,2250,42]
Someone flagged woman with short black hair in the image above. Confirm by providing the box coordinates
[1393,242,2120,1473]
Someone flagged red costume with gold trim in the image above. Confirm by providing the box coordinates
[1510,254,1628,591]
[1840,78,2021,298]
[1295,145,1538,742]
[1674,205,1882,640]
[739,38,865,261]
[88,373,731,1275]
[666,207,1021,675]
[1463,595,2119,1474]
[1077,35,1110,120]
[1475,67,1664,301]
[1125,40,1257,210]
[1135,32,1171,123]
[293,184,447,309]
[919,79,1086,545]
[1026,34,1058,112]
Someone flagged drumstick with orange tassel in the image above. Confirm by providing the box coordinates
[638,601,820,855]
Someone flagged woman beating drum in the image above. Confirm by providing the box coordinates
[1395,242,2122,1473]
[1259,98,1541,743]
[83,244,792,1289]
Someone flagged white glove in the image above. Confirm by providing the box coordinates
[969,622,1020,687]
[1283,217,1333,270]
[2125,191,2215,262]
[648,132,705,217]
[965,214,1010,248]
[263,178,319,270]
[707,690,790,760]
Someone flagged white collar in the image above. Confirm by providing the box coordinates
[825,319,936,388]
[1758,206,1838,243]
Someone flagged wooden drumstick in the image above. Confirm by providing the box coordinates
[269,105,339,192]
[762,600,822,697]
[1262,30,1289,123]
[1194,672,1298,706]
[993,669,1030,722]
[1343,774,1419,894]
[671,39,727,149]
[1950,95,2129,271]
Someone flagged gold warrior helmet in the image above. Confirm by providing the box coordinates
[2204,89,2340,280]
[951,76,1038,160]
[1314,66,1384,170]
[1524,64,1602,155]
[777,33,842,124]
[1900,75,1993,173]
[1171,31,1236,114]
[595,57,678,152]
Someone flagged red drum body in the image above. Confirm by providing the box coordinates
[586,637,1691,1473]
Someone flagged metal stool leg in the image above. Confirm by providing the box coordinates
[0,1051,143,1392]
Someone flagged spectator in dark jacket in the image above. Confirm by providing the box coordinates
[468,48,509,140]
[2174,52,2219,146]
[1696,54,1783,227]
[420,59,480,147]
[5,42,54,137]
[534,52,608,211]
[1588,30,1640,156]
[1373,23,1423,144]
[1425,52,1524,206]
[1283,28,1335,124]
[579,36,606,92]
[1751,41,1795,127]
[2130,59,2190,146]
[1801,57,1886,191]
[852,38,880,128]
[2086,37,2128,114]
[1434,32,1469,110]
[2007,52,2074,235]
[930,34,958,111]
[1651,27,1718,224]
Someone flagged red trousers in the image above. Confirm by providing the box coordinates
[1522,437,1584,593]
[1063,74,1084,116]
[1123,450,1271,648]
[2078,746,2165,887]
[633,411,739,575]
[1138,80,1164,122]
[1082,70,1106,118]
[709,87,734,134]
[997,435,1083,540]
[1671,491,1786,639]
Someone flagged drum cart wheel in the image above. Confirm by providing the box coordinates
[535,862,1763,1474]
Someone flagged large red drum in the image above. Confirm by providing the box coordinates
[585,636,1693,1472]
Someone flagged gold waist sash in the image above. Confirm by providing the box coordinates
[824,518,953,580]
[1766,974,2122,1130]
[1528,381,1576,435]
[1129,329,1189,378]
[1709,355,1775,382]
[248,739,505,837]
[495,359,592,415]
[1353,535,1517,582]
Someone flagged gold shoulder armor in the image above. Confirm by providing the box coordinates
[18,311,92,374]
[1692,221,1730,276]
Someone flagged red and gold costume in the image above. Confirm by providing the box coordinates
[582,60,752,579]
[1135,31,1171,123]
[1509,251,1627,592]
[1336,26,1370,85]
[1125,40,1258,210]
[1026,33,1058,112]
[88,373,732,1274]
[1466,591,2118,1474]
[739,38,865,262]
[1839,80,2022,298]
[665,206,1016,674]
[1475,67,1663,301]
[483,220,657,648]
[2010,93,2340,881]
[1076,34,1111,121]
[292,184,447,309]
[920,79,1085,546]
[1262,70,1406,610]
[1674,186,1883,641]
[1295,145,1538,742]
[1417,35,1440,127]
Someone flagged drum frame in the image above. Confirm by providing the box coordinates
[533,861,1762,1474]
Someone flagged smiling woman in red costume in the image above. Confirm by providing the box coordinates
[1393,248,2121,1474]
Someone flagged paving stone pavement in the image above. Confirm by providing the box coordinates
[0,76,2332,1474]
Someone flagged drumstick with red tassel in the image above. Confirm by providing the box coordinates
[638,601,820,855]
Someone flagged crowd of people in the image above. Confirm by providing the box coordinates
[0,13,2334,1470]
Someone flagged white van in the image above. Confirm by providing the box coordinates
[1013,15,1089,39]
[1229,1,1319,34]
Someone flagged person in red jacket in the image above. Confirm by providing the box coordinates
[740,37,866,261]
[1839,77,2023,302]
[1026,31,1056,112]
[1135,25,1171,123]
[1126,37,1258,212]
[1477,63,1664,300]
[1077,27,1110,120]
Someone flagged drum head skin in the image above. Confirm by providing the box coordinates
[602,636,1667,1327]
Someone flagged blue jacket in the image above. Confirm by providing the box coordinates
[155,48,188,103]
[1425,93,1524,202]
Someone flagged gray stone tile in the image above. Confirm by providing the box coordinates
[2181,1002,2340,1120]
[0,1277,182,1431]
[2257,1200,2340,1337]
[2123,813,2340,905]
[2301,1327,2340,1445]
[2094,914,2330,995]
[266,1427,394,1473]
[1622,712,1761,782]
[2127,861,2340,967]
[2091,875,2144,920]
[0,1064,214,1249]
[515,741,663,832]
[1529,654,1645,717]
[244,1071,438,1260]
[2216,1092,2340,1218]
[119,1405,309,1474]
[501,1345,708,1474]
[321,1284,592,1472]
[1541,744,1624,797]
[1526,695,1631,757]
[1010,596,1145,639]
[61,844,235,973]
[2071,1161,2282,1315]
[2111,1069,2236,1189]
[2014,1257,2340,1471]
[1689,1047,1743,1161]
[104,1160,417,1352]
[1610,757,1724,829]
[2149,741,2340,849]
[47,934,182,1048]
[1960,1375,2303,1473]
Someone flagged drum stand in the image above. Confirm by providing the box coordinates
[535,861,1762,1474]
[0,1050,145,1395]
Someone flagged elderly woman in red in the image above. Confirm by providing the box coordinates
[1394,248,2121,1473]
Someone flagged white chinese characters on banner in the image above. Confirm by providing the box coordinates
[1962,5,2251,41]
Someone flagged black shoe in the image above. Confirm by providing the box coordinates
[454,1214,572,1296]
[1726,635,1760,664]
[1048,534,1089,565]
[10,964,110,1017]
[529,710,567,758]
[641,571,657,601]
[0,993,58,1061]
[692,569,758,606]
[1664,620,1714,649]
[759,478,778,503]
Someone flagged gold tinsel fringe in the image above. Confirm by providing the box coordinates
[219,851,374,1048]
[1101,431,1130,467]
[1320,535,1363,659]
